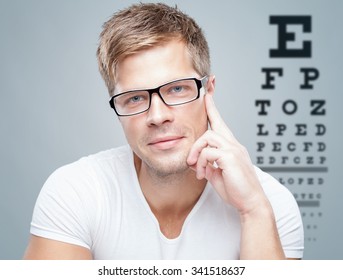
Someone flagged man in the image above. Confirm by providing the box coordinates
[24,3,303,259]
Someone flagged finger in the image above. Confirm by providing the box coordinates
[205,94,235,138]
[195,147,221,180]
[187,130,227,166]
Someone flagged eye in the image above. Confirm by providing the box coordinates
[129,95,143,103]
[120,91,148,106]
[170,86,184,93]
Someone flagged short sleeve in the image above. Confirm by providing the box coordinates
[30,159,98,249]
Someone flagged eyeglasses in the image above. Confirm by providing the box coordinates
[109,76,208,116]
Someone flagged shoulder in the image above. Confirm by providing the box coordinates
[39,145,133,205]
[254,165,302,227]
[254,166,304,258]
[46,145,132,186]
[254,166,295,203]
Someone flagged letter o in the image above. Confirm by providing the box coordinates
[282,100,298,115]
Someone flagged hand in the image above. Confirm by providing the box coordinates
[187,94,267,215]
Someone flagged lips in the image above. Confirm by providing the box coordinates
[148,136,185,150]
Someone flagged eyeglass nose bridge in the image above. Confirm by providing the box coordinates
[146,86,170,108]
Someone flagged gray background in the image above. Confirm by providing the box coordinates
[1,0,342,259]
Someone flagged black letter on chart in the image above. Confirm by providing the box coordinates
[261,68,283,89]
[270,15,312,58]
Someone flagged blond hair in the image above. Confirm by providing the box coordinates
[97,3,210,96]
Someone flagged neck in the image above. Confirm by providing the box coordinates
[134,153,207,216]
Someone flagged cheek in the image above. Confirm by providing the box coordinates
[119,118,140,144]
[188,101,208,137]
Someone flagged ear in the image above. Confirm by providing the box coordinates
[206,75,216,96]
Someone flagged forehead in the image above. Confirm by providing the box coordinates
[115,40,198,93]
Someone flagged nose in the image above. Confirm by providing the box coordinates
[146,93,174,126]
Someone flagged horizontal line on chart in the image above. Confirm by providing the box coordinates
[259,166,328,173]
[296,200,320,207]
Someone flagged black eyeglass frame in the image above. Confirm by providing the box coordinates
[109,76,208,117]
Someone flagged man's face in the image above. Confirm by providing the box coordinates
[115,40,213,177]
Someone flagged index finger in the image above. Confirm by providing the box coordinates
[205,93,235,138]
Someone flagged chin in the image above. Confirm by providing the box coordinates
[157,160,189,177]
[142,149,190,177]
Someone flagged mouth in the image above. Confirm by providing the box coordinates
[148,136,185,150]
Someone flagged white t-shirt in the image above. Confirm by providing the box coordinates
[30,145,304,259]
